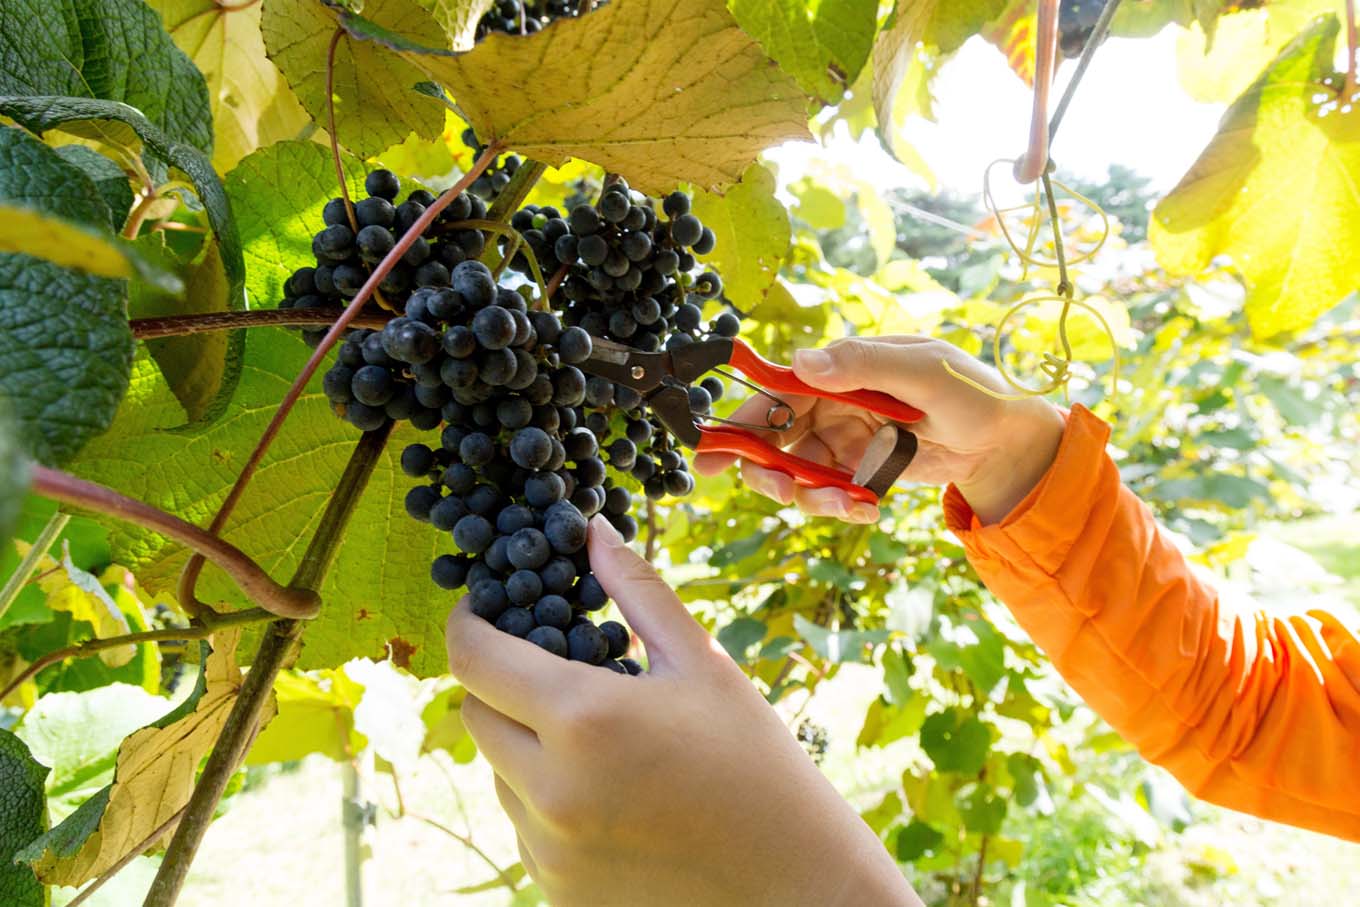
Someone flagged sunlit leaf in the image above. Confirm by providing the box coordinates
[690,163,791,311]
[1152,16,1360,338]
[361,0,812,193]
[919,707,991,774]
[727,0,879,104]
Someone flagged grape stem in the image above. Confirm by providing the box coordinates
[131,308,393,340]
[145,425,393,907]
[0,607,273,704]
[176,142,502,614]
[29,466,321,620]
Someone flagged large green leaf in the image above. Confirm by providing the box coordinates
[727,0,879,104]
[0,126,133,467]
[0,730,47,907]
[348,0,812,193]
[0,96,251,423]
[0,0,213,153]
[919,707,991,774]
[261,0,447,158]
[690,163,791,312]
[52,147,135,233]
[1151,16,1360,338]
[149,0,312,172]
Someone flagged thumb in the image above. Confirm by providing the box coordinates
[586,516,712,671]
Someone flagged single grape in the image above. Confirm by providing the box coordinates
[496,607,536,638]
[432,554,471,590]
[576,574,608,610]
[400,443,436,477]
[567,622,609,664]
[366,169,401,201]
[404,485,440,521]
[508,527,552,570]
[453,514,495,554]
[469,578,509,621]
[599,620,630,659]
[670,213,703,247]
[429,496,469,531]
[506,569,544,605]
[356,196,396,228]
[473,305,517,350]
[526,625,568,657]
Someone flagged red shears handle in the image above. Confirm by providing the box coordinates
[695,426,882,505]
[728,339,925,424]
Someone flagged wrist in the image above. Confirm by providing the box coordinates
[958,399,1065,525]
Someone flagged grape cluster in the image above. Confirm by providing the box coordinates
[279,169,490,347]
[528,179,742,499]
[797,719,830,765]
[459,128,522,204]
[475,0,592,39]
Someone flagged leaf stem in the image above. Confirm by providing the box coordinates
[0,608,272,703]
[131,309,393,340]
[0,511,69,622]
[328,28,359,236]
[405,813,522,894]
[176,143,502,614]
[30,466,319,619]
[122,189,162,240]
[144,427,393,907]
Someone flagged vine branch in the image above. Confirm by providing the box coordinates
[67,806,189,907]
[177,143,502,614]
[30,466,319,620]
[0,608,270,712]
[145,425,393,907]
[0,511,69,622]
[408,813,523,894]
[131,309,392,340]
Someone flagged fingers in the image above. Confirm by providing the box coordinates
[587,516,711,671]
[691,391,817,476]
[792,336,1006,409]
[462,694,541,793]
[740,461,797,505]
[445,597,582,730]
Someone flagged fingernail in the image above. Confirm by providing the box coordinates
[850,503,881,524]
[794,348,832,376]
[590,514,624,547]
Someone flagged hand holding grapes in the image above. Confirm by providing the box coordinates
[692,336,1066,525]
[445,517,921,907]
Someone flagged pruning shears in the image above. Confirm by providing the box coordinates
[581,336,924,504]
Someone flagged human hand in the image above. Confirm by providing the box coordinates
[692,336,1065,525]
[444,516,921,907]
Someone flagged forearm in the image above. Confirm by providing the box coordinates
[946,406,1360,840]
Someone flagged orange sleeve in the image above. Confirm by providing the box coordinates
[943,405,1360,841]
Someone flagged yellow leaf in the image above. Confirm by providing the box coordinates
[262,0,446,157]
[1152,16,1360,339]
[16,541,134,668]
[872,1,940,165]
[246,668,365,764]
[415,0,497,49]
[792,180,847,230]
[18,629,269,887]
[381,0,812,193]
[150,0,312,172]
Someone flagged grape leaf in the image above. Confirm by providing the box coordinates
[0,96,251,424]
[53,147,135,233]
[225,140,367,311]
[0,126,134,467]
[14,684,170,820]
[149,0,312,172]
[690,163,791,311]
[981,0,1036,87]
[349,0,811,193]
[261,0,446,157]
[0,730,47,907]
[415,0,497,49]
[0,0,213,153]
[0,203,182,291]
[245,668,365,764]
[894,819,943,862]
[726,0,879,104]
[918,707,991,774]
[16,630,266,886]
[1150,16,1360,339]
[12,541,136,668]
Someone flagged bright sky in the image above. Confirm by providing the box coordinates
[768,29,1228,199]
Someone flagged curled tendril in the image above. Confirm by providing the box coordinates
[982,158,1111,272]
[948,159,1121,405]
[941,293,1121,403]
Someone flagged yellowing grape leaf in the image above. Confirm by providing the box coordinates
[415,0,497,49]
[245,668,365,764]
[1151,16,1360,339]
[262,0,446,157]
[0,204,181,291]
[150,0,312,172]
[690,163,790,311]
[981,0,1036,86]
[727,0,879,104]
[13,540,136,668]
[360,0,812,193]
[16,629,268,886]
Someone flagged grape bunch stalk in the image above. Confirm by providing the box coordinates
[279,168,739,667]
